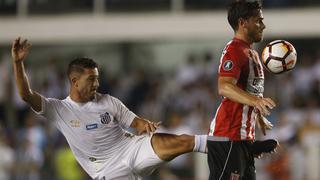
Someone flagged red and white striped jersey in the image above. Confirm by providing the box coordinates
[209,38,264,141]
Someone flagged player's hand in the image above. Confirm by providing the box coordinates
[137,120,161,136]
[11,37,32,62]
[253,97,276,116]
[255,113,273,136]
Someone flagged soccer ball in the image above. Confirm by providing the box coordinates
[261,40,297,74]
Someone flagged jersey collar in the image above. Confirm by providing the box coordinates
[233,37,253,48]
[66,96,89,108]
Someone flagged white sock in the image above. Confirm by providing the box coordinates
[193,135,207,153]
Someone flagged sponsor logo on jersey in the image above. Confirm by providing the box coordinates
[69,120,80,127]
[100,112,111,124]
[223,60,233,71]
[86,123,98,130]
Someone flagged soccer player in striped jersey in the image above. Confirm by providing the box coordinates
[11,37,208,180]
[207,1,278,180]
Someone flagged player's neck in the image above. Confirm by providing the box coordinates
[234,32,253,45]
[69,89,88,103]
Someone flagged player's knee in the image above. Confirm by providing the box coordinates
[177,134,194,150]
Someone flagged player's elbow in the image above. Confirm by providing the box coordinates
[218,78,235,97]
[218,87,224,96]
[218,84,228,97]
[19,90,32,103]
[20,93,30,102]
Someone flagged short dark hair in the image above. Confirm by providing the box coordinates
[227,0,262,31]
[67,57,98,77]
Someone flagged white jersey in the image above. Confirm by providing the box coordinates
[34,93,136,179]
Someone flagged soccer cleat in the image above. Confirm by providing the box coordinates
[251,139,279,158]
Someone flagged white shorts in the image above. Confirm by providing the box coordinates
[97,134,165,180]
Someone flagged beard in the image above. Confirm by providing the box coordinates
[79,90,96,102]
[255,33,263,42]
[87,91,96,100]
[249,30,264,43]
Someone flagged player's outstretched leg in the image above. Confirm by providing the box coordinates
[151,133,207,161]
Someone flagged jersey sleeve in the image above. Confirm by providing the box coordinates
[31,95,59,121]
[109,96,136,128]
[218,48,246,80]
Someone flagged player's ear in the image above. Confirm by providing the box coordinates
[70,75,79,87]
[238,17,248,29]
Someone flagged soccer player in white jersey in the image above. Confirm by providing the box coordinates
[11,37,208,180]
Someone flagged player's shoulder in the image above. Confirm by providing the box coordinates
[96,92,114,98]
[224,39,250,58]
[94,93,125,109]
[46,96,64,103]
[43,96,68,109]
[95,93,118,103]
[226,39,246,51]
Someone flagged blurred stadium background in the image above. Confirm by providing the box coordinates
[0,0,320,180]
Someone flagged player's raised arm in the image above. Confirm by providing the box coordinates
[11,37,42,112]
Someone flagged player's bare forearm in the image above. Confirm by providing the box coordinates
[218,77,257,106]
[13,61,32,100]
[218,76,275,116]
[12,37,42,112]
[130,117,160,135]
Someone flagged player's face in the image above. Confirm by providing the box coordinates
[246,10,266,43]
[76,68,99,101]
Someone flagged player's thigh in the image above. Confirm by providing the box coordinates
[243,165,256,180]
[98,158,137,180]
[131,135,165,177]
[151,133,194,161]
[99,136,163,180]
[207,141,248,180]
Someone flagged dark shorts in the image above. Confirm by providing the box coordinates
[207,140,256,180]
